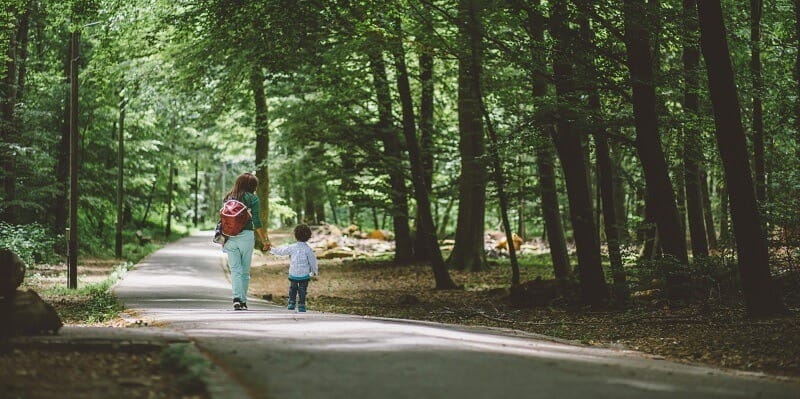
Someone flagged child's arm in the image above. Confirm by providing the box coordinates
[309,247,319,276]
[269,244,294,257]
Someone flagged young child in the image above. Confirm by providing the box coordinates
[269,224,319,312]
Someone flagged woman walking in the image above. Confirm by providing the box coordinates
[223,172,270,310]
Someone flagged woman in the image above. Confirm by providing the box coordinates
[223,172,270,310]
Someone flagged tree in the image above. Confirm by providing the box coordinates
[525,2,571,283]
[622,0,689,300]
[448,0,488,272]
[682,0,709,258]
[697,0,786,317]
[549,1,608,306]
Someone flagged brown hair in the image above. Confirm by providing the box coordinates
[225,173,259,200]
[294,224,312,242]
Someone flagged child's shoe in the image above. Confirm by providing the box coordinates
[287,302,296,310]
[298,304,306,312]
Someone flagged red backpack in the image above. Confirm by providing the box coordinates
[219,198,252,237]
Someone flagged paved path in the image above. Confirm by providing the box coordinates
[114,232,799,399]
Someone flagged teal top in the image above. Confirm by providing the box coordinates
[227,192,263,230]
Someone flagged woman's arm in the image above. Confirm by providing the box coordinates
[255,227,270,251]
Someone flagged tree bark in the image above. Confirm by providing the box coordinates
[370,46,413,263]
[622,0,689,272]
[577,13,628,303]
[751,0,766,203]
[448,0,487,272]
[683,0,709,258]
[527,4,571,282]
[415,6,436,262]
[697,0,786,316]
[549,1,608,306]
[250,67,270,231]
[700,169,718,248]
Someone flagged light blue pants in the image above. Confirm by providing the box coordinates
[224,230,254,303]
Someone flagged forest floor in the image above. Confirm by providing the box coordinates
[3,257,208,399]
[250,250,800,380]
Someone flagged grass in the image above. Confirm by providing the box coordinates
[40,262,133,324]
[160,343,211,396]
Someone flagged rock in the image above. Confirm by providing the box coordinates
[11,289,63,335]
[0,249,26,297]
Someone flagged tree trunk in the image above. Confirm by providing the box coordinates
[611,141,628,239]
[481,105,520,286]
[683,0,709,258]
[250,67,270,230]
[578,12,628,302]
[415,9,436,262]
[549,1,608,306]
[700,169,718,248]
[622,0,689,273]
[139,171,158,228]
[448,0,487,272]
[369,46,413,263]
[751,0,766,203]
[697,0,786,316]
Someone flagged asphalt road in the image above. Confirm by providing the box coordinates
[114,232,799,399]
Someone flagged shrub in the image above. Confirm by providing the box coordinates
[0,223,59,265]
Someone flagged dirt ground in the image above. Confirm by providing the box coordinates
[6,258,207,399]
[250,250,800,380]
[0,346,204,399]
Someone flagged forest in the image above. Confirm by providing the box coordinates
[1,0,799,324]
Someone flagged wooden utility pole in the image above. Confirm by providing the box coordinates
[115,88,126,258]
[194,157,199,227]
[68,31,80,289]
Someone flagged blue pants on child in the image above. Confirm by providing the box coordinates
[224,230,254,303]
[288,279,309,306]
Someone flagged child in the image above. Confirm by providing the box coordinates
[269,224,319,312]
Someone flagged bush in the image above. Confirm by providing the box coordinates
[0,223,59,265]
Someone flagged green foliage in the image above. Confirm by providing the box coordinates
[0,223,59,265]
[45,262,132,323]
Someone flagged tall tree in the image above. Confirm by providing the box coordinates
[251,67,270,232]
[414,2,436,262]
[683,0,709,258]
[448,0,487,272]
[526,2,571,283]
[375,31,414,263]
[622,0,689,274]
[697,0,786,316]
[549,1,608,306]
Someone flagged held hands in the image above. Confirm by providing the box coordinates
[262,241,271,251]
